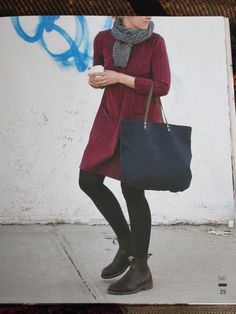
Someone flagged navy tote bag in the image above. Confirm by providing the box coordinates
[120,83,192,192]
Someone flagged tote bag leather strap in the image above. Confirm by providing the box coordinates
[144,82,170,131]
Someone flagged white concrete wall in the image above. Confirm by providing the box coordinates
[0,16,235,224]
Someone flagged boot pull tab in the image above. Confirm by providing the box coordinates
[128,255,135,262]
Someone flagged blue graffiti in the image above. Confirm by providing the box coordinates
[11,16,112,72]
[103,16,113,30]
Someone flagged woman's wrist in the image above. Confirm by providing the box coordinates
[117,73,135,88]
[117,72,123,84]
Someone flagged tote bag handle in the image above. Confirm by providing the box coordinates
[144,82,170,131]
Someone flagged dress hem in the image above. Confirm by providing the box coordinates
[79,165,121,182]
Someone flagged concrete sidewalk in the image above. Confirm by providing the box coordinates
[0,224,236,304]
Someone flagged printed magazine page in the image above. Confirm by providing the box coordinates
[0,15,235,305]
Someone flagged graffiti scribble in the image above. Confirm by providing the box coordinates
[11,16,112,72]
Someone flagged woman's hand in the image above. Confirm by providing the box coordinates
[88,75,104,89]
[88,68,136,89]
[88,70,121,88]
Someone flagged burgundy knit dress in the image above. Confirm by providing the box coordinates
[80,29,171,181]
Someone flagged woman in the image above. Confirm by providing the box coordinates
[79,16,171,295]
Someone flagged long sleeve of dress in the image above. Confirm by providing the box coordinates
[134,36,171,96]
[92,32,104,66]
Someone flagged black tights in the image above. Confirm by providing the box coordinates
[79,170,151,258]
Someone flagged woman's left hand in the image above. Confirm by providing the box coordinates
[88,70,121,88]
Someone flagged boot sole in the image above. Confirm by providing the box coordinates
[107,281,153,295]
[101,264,130,279]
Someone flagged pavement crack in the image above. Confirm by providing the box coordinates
[50,224,104,302]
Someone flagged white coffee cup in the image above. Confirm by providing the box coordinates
[88,65,104,77]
